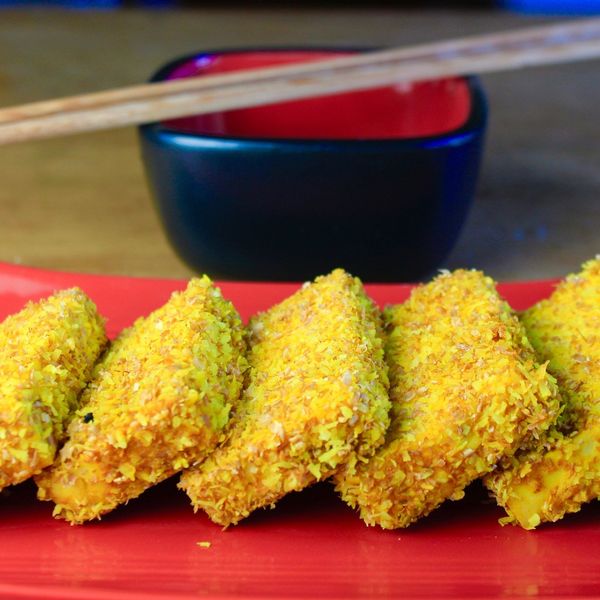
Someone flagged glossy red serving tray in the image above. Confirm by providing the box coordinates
[0,262,598,600]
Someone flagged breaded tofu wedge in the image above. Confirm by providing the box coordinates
[180,269,390,527]
[334,269,561,529]
[0,289,106,491]
[485,257,599,529]
[36,277,246,524]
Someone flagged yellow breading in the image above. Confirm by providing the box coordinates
[179,269,390,527]
[0,289,106,491]
[36,277,247,524]
[485,257,600,529]
[334,269,561,529]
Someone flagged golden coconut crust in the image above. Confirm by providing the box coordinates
[485,257,600,529]
[335,269,560,529]
[36,277,246,524]
[0,288,106,491]
[180,269,390,527]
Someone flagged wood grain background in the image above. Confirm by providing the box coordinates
[0,9,597,280]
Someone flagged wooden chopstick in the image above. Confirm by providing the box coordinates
[1,17,600,145]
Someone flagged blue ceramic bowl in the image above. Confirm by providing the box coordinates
[139,49,487,281]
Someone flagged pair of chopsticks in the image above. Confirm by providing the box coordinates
[1,17,600,146]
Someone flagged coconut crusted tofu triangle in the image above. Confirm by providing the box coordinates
[334,269,561,529]
[36,277,247,523]
[0,289,106,492]
[485,257,600,529]
[180,269,390,527]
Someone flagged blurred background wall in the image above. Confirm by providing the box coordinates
[0,0,599,13]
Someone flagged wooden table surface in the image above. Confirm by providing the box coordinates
[0,9,597,281]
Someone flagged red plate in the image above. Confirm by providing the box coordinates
[0,262,598,600]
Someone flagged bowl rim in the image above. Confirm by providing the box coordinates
[140,46,488,149]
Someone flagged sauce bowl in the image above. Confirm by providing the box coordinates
[139,49,487,281]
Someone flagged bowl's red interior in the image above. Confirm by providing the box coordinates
[162,51,472,140]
